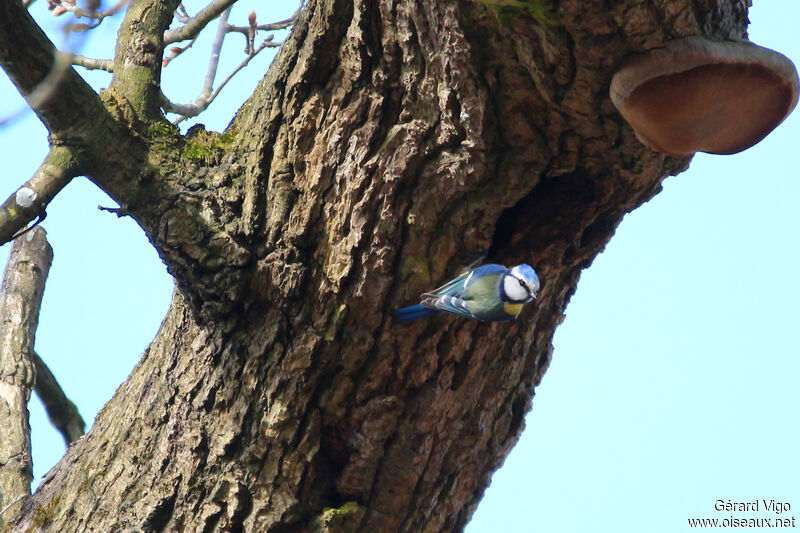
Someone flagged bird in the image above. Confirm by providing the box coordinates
[393,263,540,323]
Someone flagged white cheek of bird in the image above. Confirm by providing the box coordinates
[503,275,530,302]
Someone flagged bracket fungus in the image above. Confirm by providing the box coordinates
[610,36,799,156]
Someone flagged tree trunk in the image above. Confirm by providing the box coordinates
[4,0,750,531]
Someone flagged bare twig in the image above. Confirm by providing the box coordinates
[160,2,303,121]
[202,8,231,99]
[161,36,278,121]
[245,11,256,54]
[224,1,303,56]
[175,3,191,23]
[162,35,198,68]
[0,147,79,246]
[161,7,231,119]
[97,204,130,217]
[162,4,299,121]
[47,0,127,29]
[31,351,85,446]
[164,0,237,45]
[0,227,53,525]
[208,39,278,102]
[71,54,113,72]
[225,13,300,36]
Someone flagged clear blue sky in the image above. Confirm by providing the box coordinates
[1,3,797,532]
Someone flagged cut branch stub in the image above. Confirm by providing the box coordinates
[610,36,799,156]
[0,227,53,523]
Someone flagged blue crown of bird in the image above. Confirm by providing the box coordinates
[394,263,540,323]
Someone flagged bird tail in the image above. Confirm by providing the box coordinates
[392,304,438,323]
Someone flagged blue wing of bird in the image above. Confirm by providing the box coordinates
[426,271,472,298]
[427,264,506,298]
[420,294,476,319]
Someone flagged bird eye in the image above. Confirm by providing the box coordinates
[518,279,526,287]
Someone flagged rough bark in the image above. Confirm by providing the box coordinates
[0,228,53,527]
[1,0,753,531]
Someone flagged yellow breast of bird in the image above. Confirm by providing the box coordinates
[503,302,523,316]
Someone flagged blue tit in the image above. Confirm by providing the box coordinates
[393,263,540,323]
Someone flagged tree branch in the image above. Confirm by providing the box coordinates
[0,227,53,526]
[0,0,107,134]
[163,0,237,45]
[31,351,85,446]
[72,55,114,72]
[108,0,181,121]
[202,8,231,101]
[0,147,80,247]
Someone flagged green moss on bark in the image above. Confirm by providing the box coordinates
[182,126,235,166]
